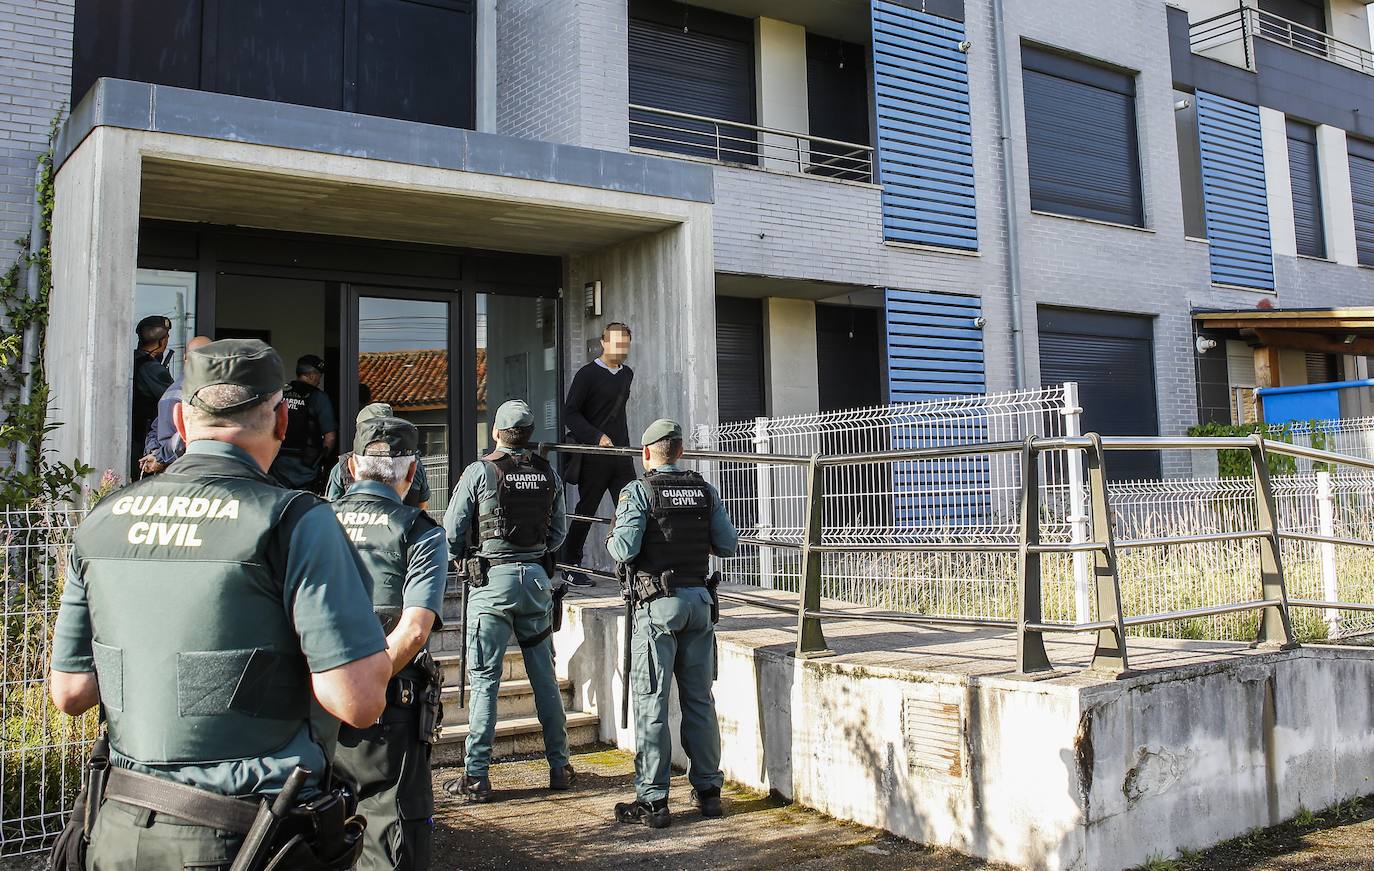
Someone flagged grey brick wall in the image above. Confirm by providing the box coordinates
[0,0,72,270]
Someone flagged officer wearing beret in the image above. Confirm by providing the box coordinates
[333,416,448,870]
[442,399,575,801]
[270,353,338,493]
[131,314,174,478]
[326,403,432,509]
[50,339,391,869]
[607,419,738,828]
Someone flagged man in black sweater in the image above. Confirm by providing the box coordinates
[561,322,635,586]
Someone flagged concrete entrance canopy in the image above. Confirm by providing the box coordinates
[47,79,717,483]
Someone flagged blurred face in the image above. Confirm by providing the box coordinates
[601,329,631,365]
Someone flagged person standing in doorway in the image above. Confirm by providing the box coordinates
[560,322,634,587]
[138,335,212,476]
[131,315,173,478]
[270,354,338,493]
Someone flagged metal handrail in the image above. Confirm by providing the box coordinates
[545,431,1374,676]
[1189,6,1374,76]
[628,103,875,183]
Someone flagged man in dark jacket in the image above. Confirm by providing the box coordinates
[131,315,173,478]
[560,322,634,587]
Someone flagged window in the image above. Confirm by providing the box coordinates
[1349,137,1374,267]
[1287,120,1325,258]
[1022,46,1143,227]
[1174,91,1206,238]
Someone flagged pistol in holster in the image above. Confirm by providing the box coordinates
[707,570,722,624]
[412,649,444,745]
[48,730,110,870]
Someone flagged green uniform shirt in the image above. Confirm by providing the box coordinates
[605,463,739,564]
[52,440,386,796]
[341,479,448,623]
[443,447,568,560]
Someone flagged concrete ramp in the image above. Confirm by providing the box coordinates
[551,586,1374,871]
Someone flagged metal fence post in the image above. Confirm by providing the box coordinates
[1316,469,1342,637]
[1061,382,1093,625]
[754,417,775,590]
[1248,435,1299,648]
[1086,434,1131,676]
[795,454,831,658]
[1017,437,1053,674]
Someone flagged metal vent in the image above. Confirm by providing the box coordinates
[902,694,963,777]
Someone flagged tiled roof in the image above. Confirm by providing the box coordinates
[358,348,474,413]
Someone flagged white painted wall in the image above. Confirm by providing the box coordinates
[1316,124,1359,266]
[754,17,809,172]
[1329,0,1372,50]
[1261,107,1298,259]
[764,296,819,416]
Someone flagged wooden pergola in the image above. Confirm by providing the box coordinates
[1194,307,1374,387]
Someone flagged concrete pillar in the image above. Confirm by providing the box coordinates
[754,17,809,173]
[764,297,819,417]
[47,127,142,485]
[476,0,498,133]
[1316,124,1358,266]
[1260,107,1297,259]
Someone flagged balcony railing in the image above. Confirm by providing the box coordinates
[1190,5,1374,76]
[629,104,874,184]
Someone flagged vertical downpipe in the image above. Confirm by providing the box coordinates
[991,0,1026,389]
[16,159,47,477]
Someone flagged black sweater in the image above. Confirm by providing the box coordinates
[564,361,634,446]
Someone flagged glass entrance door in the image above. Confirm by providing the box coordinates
[347,287,458,517]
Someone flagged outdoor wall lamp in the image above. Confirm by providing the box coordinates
[1195,335,1217,354]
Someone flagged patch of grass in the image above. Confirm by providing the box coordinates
[1293,805,1319,827]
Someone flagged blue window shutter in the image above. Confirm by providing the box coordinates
[1196,92,1274,290]
[884,288,985,403]
[870,1,978,250]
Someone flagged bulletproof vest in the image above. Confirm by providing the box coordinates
[638,470,712,580]
[336,453,424,509]
[281,381,322,457]
[477,452,557,553]
[72,452,318,766]
[330,490,438,633]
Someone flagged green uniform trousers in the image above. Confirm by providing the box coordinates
[631,588,724,803]
[465,562,569,777]
[87,796,244,870]
[336,706,433,871]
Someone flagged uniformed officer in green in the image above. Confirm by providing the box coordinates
[332,415,448,870]
[326,403,432,509]
[442,399,574,800]
[270,353,338,493]
[608,419,738,828]
[49,338,392,869]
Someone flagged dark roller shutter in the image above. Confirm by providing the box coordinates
[1022,47,1142,227]
[1287,121,1325,258]
[1349,138,1374,267]
[629,0,755,163]
[1038,308,1160,480]
[715,298,765,424]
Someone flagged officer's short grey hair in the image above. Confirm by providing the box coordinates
[647,437,683,464]
[183,385,281,433]
[354,451,416,486]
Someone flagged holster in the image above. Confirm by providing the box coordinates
[48,732,110,870]
[462,555,489,589]
[707,570,722,624]
[414,650,444,746]
[259,792,365,871]
[550,581,570,633]
[631,569,672,605]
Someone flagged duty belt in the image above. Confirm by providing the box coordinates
[104,767,260,833]
[386,677,425,708]
[667,577,707,589]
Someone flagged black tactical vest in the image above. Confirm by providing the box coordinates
[638,470,712,580]
[281,380,322,461]
[330,490,439,634]
[477,452,557,550]
[72,451,319,766]
[131,352,164,433]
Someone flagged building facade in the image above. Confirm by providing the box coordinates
[2,0,1373,484]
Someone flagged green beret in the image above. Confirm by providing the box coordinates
[183,339,284,413]
[355,416,419,457]
[494,399,534,430]
[641,418,683,446]
[356,402,394,424]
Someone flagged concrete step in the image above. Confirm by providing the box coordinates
[431,710,601,767]
[433,649,527,687]
[439,678,574,726]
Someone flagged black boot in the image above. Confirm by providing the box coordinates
[549,763,577,790]
[691,787,723,818]
[563,569,595,588]
[614,797,671,828]
[443,772,492,803]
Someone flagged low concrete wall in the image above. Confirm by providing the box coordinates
[553,595,1374,871]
